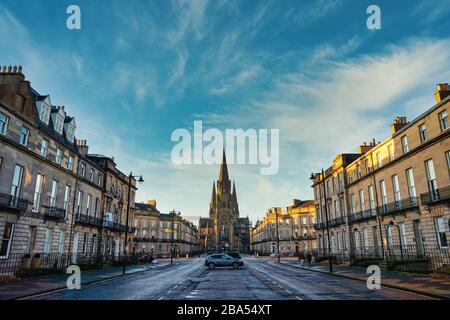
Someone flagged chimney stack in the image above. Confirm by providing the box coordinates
[435,83,450,103]
[76,139,89,156]
[391,116,408,134]
[0,65,25,83]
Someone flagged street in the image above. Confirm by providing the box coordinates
[23,257,433,300]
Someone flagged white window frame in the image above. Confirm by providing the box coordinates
[40,139,49,157]
[399,222,408,246]
[10,164,24,206]
[55,148,62,165]
[419,123,428,142]
[401,135,409,154]
[435,217,448,248]
[405,168,417,198]
[50,180,58,207]
[0,112,9,135]
[19,126,30,146]
[439,110,448,131]
[58,231,65,254]
[32,174,45,213]
[0,223,14,258]
[44,228,53,254]
[67,155,73,171]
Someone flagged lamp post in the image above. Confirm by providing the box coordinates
[321,169,333,273]
[170,210,179,265]
[122,172,144,275]
[275,210,280,263]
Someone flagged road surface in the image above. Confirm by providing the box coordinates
[24,257,432,300]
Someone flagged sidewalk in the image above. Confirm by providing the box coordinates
[275,257,450,299]
[0,260,172,300]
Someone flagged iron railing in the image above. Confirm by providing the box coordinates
[0,252,150,277]
[316,243,450,272]
[103,220,136,233]
[0,192,28,212]
[42,205,66,220]
[75,213,103,227]
[379,197,419,215]
[421,186,450,205]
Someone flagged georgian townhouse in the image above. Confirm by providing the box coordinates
[251,200,317,256]
[133,201,199,258]
[0,66,137,276]
[311,83,450,271]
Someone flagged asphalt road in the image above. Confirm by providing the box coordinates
[24,257,432,300]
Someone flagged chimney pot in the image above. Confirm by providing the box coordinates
[12,65,17,73]
[435,83,450,103]
[7,66,12,72]
[1,66,5,73]
[18,65,22,74]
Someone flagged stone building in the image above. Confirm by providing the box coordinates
[198,151,250,252]
[133,201,199,258]
[0,66,136,276]
[312,83,450,271]
[251,199,317,255]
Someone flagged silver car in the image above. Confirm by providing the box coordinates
[204,253,244,269]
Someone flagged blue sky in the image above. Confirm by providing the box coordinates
[1,0,450,224]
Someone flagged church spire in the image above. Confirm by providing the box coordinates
[210,181,216,208]
[218,149,229,182]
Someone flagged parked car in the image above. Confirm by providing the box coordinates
[225,252,242,260]
[205,253,243,269]
[137,253,154,263]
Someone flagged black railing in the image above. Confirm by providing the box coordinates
[329,216,345,226]
[75,214,103,227]
[0,253,152,278]
[0,192,28,212]
[103,220,136,233]
[421,186,450,205]
[42,205,66,220]
[316,244,450,272]
[380,197,419,215]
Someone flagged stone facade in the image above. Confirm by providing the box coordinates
[0,66,137,276]
[251,200,317,256]
[133,201,199,258]
[311,83,450,270]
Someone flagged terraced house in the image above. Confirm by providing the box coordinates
[251,199,317,256]
[133,201,199,258]
[0,66,137,277]
[312,83,450,272]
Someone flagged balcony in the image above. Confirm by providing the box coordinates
[42,205,66,220]
[329,216,345,227]
[0,193,28,212]
[420,186,450,205]
[103,220,136,233]
[75,213,103,227]
[348,208,378,224]
[380,197,419,215]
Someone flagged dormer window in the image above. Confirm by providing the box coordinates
[54,115,64,134]
[66,123,75,142]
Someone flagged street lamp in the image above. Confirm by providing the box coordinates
[123,172,144,275]
[170,210,180,265]
[321,169,333,273]
[275,210,280,263]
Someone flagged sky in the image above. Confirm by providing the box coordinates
[1,0,450,224]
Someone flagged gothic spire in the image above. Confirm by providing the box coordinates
[210,181,216,208]
[218,149,229,182]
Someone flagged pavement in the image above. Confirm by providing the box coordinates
[1,256,446,300]
[277,256,450,299]
[0,259,172,300]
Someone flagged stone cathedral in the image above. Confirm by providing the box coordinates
[198,151,250,252]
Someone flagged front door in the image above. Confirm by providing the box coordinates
[413,220,424,256]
